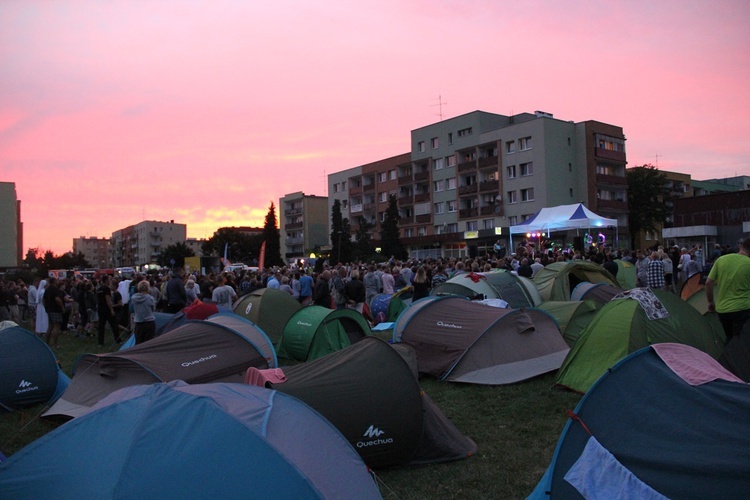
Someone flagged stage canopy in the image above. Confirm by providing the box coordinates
[509,203,618,248]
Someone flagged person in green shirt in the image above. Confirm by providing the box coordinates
[706,237,750,341]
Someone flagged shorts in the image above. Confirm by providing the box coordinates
[48,312,64,324]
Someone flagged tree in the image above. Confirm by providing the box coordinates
[330,200,354,264]
[627,164,672,248]
[380,194,406,260]
[201,228,260,264]
[354,219,374,261]
[157,242,195,268]
[262,202,284,267]
[23,248,44,273]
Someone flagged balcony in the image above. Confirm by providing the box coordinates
[150,241,161,247]
[478,155,499,168]
[286,222,303,229]
[414,171,430,181]
[363,183,375,191]
[398,194,413,205]
[596,173,628,186]
[414,192,431,203]
[595,148,626,162]
[286,237,304,245]
[350,204,363,213]
[459,184,478,196]
[481,205,501,216]
[597,199,628,211]
[459,208,479,218]
[349,185,362,196]
[457,161,476,173]
[416,214,431,223]
[284,208,302,216]
[398,217,414,226]
[398,175,412,186]
[363,202,375,211]
[478,180,498,192]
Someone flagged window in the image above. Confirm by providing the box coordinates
[569,163,572,172]
[506,165,516,178]
[448,132,453,144]
[446,155,456,167]
[507,190,517,204]
[342,200,348,209]
[415,203,430,216]
[506,141,516,154]
[446,223,458,233]
[457,127,473,137]
[447,200,457,213]
[418,141,425,152]
[509,216,518,226]
[379,211,386,222]
[519,136,532,150]
[447,177,456,190]
[333,183,340,193]
[418,227,426,236]
[434,202,445,214]
[568,137,571,146]
[466,221,478,231]
[379,191,387,202]
[405,228,414,238]
[433,180,444,192]
[570,188,574,197]
[433,158,444,170]
[483,219,494,229]
[431,137,439,149]
[378,172,387,183]
[596,134,625,152]
[520,162,533,176]
[521,188,534,202]
[341,181,346,190]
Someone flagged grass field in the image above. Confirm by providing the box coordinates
[1,320,583,499]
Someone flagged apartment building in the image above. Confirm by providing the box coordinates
[111,220,187,267]
[73,236,111,269]
[328,110,628,259]
[0,182,21,267]
[279,192,329,263]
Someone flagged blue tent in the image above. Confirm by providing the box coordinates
[0,326,70,412]
[531,343,750,499]
[0,381,381,498]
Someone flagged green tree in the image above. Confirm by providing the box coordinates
[380,194,406,260]
[23,248,44,273]
[201,228,262,263]
[157,242,196,268]
[262,202,284,267]
[330,200,354,264]
[627,164,672,248]
[354,219,374,261]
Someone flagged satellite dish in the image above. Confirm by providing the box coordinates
[494,206,502,214]
[495,194,502,202]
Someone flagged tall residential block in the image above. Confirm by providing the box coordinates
[0,182,21,267]
[280,192,329,263]
[111,220,187,267]
[73,236,111,269]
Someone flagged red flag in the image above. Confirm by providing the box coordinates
[259,241,266,272]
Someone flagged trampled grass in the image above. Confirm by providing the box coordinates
[0,319,582,499]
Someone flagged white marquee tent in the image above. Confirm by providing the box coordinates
[509,203,618,248]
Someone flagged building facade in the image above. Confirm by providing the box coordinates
[0,182,22,268]
[280,192,329,263]
[73,237,111,269]
[110,220,187,267]
[328,110,628,259]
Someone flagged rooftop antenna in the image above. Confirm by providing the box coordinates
[655,153,660,168]
[323,169,327,195]
[432,95,448,121]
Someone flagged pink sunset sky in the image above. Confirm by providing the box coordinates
[2,0,749,255]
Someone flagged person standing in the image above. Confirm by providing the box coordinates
[363,265,379,308]
[705,238,750,341]
[27,277,39,331]
[97,275,121,346]
[298,271,314,306]
[42,278,65,349]
[131,280,156,344]
[211,274,237,312]
[381,266,395,295]
[165,268,187,313]
[646,252,665,290]
[35,280,48,337]
[411,266,431,301]
[344,269,366,313]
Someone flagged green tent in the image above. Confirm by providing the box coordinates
[278,306,371,362]
[533,261,619,302]
[614,259,637,289]
[233,288,302,345]
[536,300,604,347]
[555,288,726,393]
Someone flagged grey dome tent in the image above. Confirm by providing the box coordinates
[533,261,620,302]
[233,287,302,345]
[431,270,542,308]
[266,337,477,468]
[393,296,568,384]
[0,326,70,412]
[43,313,277,420]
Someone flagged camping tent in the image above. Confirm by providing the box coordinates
[265,337,477,468]
[614,259,637,289]
[531,343,750,499]
[0,326,70,412]
[233,288,302,344]
[509,203,618,249]
[719,320,750,382]
[555,288,726,393]
[277,306,371,362]
[370,287,413,323]
[533,261,620,302]
[393,296,568,384]
[1,381,381,499]
[431,271,542,308]
[43,314,277,420]
[569,282,623,305]
[536,300,604,347]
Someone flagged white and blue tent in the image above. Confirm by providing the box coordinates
[509,203,618,249]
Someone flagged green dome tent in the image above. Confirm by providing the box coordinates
[555,288,726,393]
[431,270,542,308]
[233,288,302,345]
[278,306,371,362]
[614,259,637,289]
[533,261,620,302]
[536,300,604,347]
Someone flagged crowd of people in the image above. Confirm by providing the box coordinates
[1,237,747,350]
